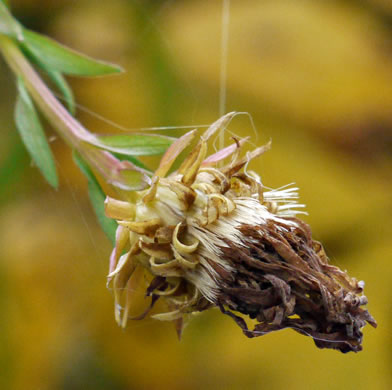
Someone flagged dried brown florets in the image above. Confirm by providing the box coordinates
[217,220,376,353]
[105,113,376,352]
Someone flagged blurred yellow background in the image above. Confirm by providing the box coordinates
[0,0,391,389]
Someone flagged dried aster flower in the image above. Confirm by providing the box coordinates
[105,113,376,353]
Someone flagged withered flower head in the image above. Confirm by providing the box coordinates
[105,113,376,353]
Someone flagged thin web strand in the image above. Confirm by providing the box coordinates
[49,90,211,132]
[219,0,231,150]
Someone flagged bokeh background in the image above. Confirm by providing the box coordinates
[1,0,391,389]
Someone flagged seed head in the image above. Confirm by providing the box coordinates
[105,113,376,352]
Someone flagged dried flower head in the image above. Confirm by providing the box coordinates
[105,113,376,353]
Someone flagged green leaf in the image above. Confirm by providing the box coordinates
[20,45,76,114]
[0,134,28,203]
[0,2,22,38]
[14,78,59,188]
[73,152,117,244]
[94,133,175,156]
[45,70,75,115]
[21,29,123,76]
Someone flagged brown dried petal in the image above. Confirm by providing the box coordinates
[216,220,376,353]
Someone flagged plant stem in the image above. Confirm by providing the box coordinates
[0,34,144,190]
[0,35,92,147]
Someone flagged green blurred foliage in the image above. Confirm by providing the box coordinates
[1,0,392,389]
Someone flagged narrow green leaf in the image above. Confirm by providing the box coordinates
[0,134,28,203]
[0,2,22,38]
[21,29,123,76]
[45,70,75,115]
[20,46,76,114]
[94,133,175,156]
[73,152,117,244]
[14,78,59,188]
